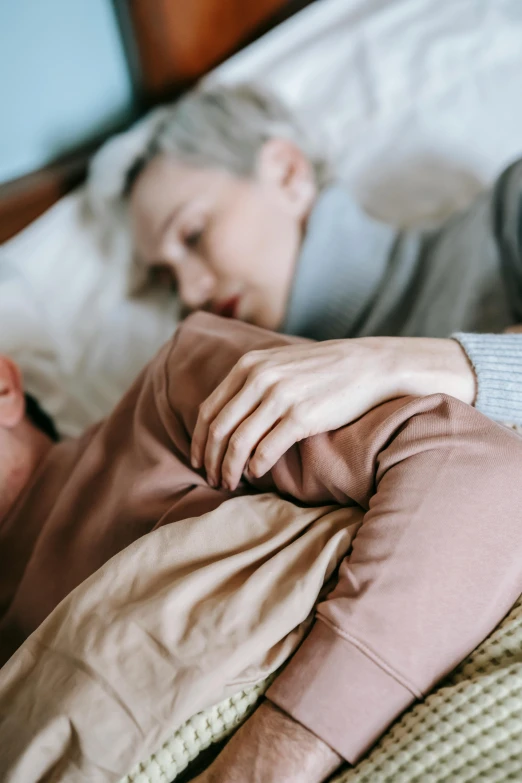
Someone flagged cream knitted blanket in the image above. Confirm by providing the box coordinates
[124,595,522,783]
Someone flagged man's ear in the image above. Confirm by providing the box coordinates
[0,357,25,429]
[255,138,317,219]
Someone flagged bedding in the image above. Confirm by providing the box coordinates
[2,0,522,779]
[2,0,522,436]
[0,493,357,782]
[123,595,522,783]
[2,311,522,782]
[0,312,368,780]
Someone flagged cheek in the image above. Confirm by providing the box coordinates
[208,196,299,290]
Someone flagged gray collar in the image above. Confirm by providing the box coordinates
[282,183,394,340]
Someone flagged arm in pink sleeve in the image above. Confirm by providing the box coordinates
[167,313,522,762]
[268,394,522,761]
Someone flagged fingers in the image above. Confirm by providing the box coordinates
[219,399,281,491]
[191,348,311,490]
[191,364,247,470]
[203,390,266,487]
[247,417,304,480]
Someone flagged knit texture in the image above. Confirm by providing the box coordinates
[122,594,522,783]
[121,678,274,783]
[337,594,522,783]
[453,333,522,424]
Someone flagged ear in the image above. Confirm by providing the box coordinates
[255,138,317,219]
[0,357,25,429]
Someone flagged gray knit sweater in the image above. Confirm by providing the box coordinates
[283,159,522,424]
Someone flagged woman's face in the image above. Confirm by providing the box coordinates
[129,139,316,330]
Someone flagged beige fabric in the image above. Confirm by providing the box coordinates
[122,679,274,783]
[124,594,522,783]
[0,494,361,782]
[3,313,522,779]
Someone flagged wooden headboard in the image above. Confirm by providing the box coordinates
[0,0,315,244]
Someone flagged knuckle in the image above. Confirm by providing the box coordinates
[248,370,265,391]
[289,403,307,425]
[275,379,292,400]
[265,386,286,410]
[198,401,212,422]
[228,431,246,454]
[208,421,223,440]
[237,351,259,371]
[265,387,280,406]
[251,366,277,389]
[255,443,272,464]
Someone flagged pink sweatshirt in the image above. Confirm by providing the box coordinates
[2,312,522,764]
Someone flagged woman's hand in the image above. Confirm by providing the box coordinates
[190,336,476,491]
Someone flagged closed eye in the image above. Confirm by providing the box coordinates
[185,227,204,249]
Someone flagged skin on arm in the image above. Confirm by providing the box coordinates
[192,701,342,783]
[191,335,477,491]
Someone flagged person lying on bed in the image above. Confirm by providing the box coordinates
[124,83,522,440]
[1,312,522,783]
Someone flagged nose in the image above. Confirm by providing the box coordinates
[175,257,216,311]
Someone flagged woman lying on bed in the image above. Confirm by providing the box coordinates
[125,83,522,489]
[1,311,522,783]
[2,86,522,781]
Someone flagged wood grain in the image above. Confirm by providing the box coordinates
[127,0,315,100]
[0,156,87,244]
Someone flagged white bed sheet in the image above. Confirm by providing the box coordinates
[1,0,522,435]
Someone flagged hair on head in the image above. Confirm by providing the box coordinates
[122,83,331,197]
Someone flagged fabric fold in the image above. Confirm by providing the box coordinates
[268,620,415,764]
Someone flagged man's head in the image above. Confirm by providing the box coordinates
[0,356,54,521]
[126,85,330,331]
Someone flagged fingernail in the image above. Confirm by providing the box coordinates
[191,455,200,469]
[207,476,216,488]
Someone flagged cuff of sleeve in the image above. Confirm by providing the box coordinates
[452,332,522,424]
[267,620,415,764]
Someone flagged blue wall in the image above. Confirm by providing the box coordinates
[0,0,134,183]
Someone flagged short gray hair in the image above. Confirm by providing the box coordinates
[124,83,331,194]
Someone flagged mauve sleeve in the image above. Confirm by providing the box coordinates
[168,313,522,763]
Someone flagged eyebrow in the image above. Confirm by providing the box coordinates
[153,205,183,255]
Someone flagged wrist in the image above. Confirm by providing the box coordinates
[263,700,342,779]
[197,700,342,783]
[393,337,477,406]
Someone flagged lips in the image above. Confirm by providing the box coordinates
[213,296,240,319]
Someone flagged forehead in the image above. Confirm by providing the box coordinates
[129,156,228,254]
